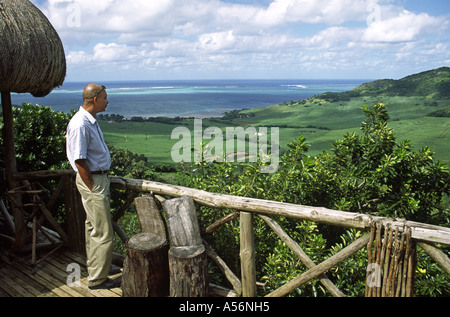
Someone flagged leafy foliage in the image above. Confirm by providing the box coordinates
[427,106,450,118]
[179,102,449,296]
[0,103,74,171]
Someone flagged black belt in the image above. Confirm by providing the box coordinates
[91,170,109,175]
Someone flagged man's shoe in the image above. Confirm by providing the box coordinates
[88,278,121,290]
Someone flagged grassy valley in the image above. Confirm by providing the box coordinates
[100,67,450,165]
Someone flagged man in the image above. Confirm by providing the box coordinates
[66,84,119,289]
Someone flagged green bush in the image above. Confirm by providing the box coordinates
[179,103,449,296]
[0,103,74,172]
[427,106,450,118]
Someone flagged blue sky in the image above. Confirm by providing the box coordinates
[31,0,450,81]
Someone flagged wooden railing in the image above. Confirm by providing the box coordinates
[12,170,450,297]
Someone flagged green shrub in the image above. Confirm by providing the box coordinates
[179,103,449,296]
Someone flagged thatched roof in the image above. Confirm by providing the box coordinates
[0,0,66,97]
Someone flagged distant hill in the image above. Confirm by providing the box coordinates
[351,66,450,98]
[237,66,450,163]
[313,67,450,102]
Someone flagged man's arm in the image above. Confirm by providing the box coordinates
[75,159,94,191]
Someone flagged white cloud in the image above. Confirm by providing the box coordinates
[66,50,92,65]
[252,0,369,26]
[198,31,238,52]
[40,0,372,39]
[92,43,133,62]
[31,0,450,80]
[363,10,444,43]
[421,42,448,55]
[307,26,362,49]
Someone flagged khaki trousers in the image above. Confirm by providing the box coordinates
[76,173,113,287]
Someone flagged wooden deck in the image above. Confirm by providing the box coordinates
[0,248,122,297]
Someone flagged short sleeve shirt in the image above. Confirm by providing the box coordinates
[66,107,111,173]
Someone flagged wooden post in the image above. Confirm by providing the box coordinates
[122,233,170,297]
[134,196,166,238]
[240,212,257,297]
[168,245,208,297]
[162,197,208,297]
[1,91,25,248]
[64,175,86,255]
[366,225,417,297]
[122,196,170,297]
[163,196,203,246]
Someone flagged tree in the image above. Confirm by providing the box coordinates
[180,102,449,296]
[328,103,449,223]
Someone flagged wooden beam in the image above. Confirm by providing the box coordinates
[112,191,140,222]
[203,239,242,296]
[204,211,239,235]
[260,214,345,297]
[417,242,450,275]
[14,169,75,180]
[266,234,371,297]
[15,172,450,246]
[110,177,450,246]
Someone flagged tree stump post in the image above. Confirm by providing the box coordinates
[122,233,169,297]
[162,197,208,297]
[168,245,208,297]
[122,196,170,297]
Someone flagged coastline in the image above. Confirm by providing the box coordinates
[10,79,368,119]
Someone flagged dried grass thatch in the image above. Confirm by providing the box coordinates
[0,0,66,97]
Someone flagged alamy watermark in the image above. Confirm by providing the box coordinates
[366,2,382,26]
[171,119,279,173]
[50,1,81,28]
[66,3,81,28]
[366,263,382,288]
[66,263,81,287]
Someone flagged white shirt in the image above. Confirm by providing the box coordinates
[66,106,111,173]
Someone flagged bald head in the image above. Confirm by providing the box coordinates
[82,84,109,116]
[83,84,106,103]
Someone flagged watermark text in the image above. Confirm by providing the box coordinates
[171,119,279,173]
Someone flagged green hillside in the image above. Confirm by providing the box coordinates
[101,67,450,165]
[352,67,450,98]
[232,67,450,163]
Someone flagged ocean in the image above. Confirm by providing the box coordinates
[11,79,369,118]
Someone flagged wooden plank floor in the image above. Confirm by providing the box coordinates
[0,248,122,297]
